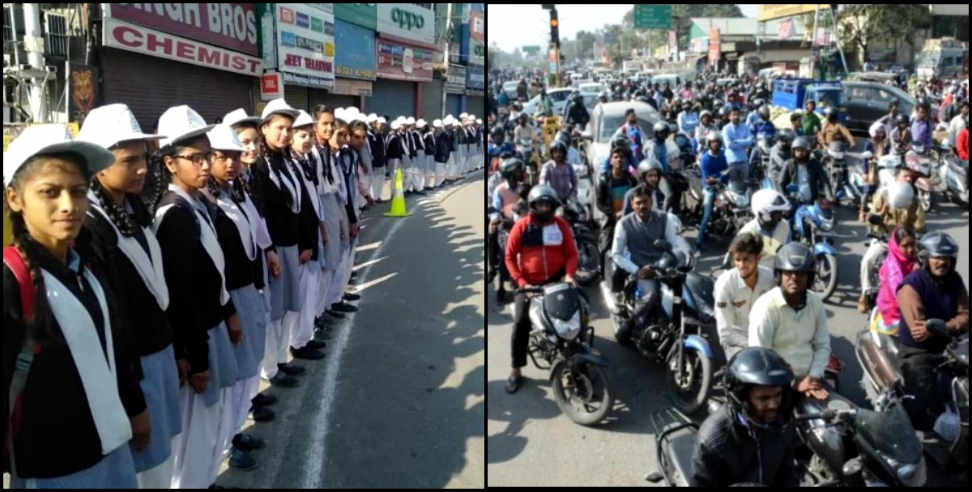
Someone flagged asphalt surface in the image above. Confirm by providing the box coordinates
[486,149,969,486]
[217,174,485,488]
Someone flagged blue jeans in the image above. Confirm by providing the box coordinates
[697,185,718,246]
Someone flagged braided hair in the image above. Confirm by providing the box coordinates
[89,176,143,237]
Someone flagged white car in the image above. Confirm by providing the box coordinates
[579,82,605,95]
[521,88,574,118]
[583,101,660,172]
[502,81,520,100]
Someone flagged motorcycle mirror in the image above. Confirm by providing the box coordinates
[925,318,949,338]
[867,214,884,226]
[842,456,863,476]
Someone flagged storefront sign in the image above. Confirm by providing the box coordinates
[466,64,484,91]
[468,37,484,66]
[333,77,373,96]
[708,28,720,63]
[282,71,330,89]
[469,10,483,41]
[104,3,258,56]
[334,3,376,31]
[334,19,376,80]
[376,38,435,82]
[276,4,335,88]
[376,4,434,48]
[104,18,261,76]
[446,64,466,94]
[261,71,283,100]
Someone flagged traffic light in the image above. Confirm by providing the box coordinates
[549,9,559,49]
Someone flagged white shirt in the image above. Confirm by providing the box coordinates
[748,287,831,379]
[714,265,775,351]
[738,218,791,269]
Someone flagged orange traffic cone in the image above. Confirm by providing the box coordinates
[384,168,411,217]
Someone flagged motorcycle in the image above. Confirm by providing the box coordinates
[845,150,875,209]
[521,283,615,426]
[791,193,839,301]
[906,145,935,212]
[932,142,969,206]
[557,200,601,286]
[824,140,870,207]
[712,166,755,238]
[749,131,775,189]
[599,239,716,415]
[515,136,539,185]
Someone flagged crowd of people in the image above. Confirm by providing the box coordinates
[488,61,968,485]
[2,99,483,489]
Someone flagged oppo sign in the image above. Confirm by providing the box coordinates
[391,8,424,31]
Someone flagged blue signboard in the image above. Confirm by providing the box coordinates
[459,23,470,65]
[466,64,484,90]
[334,18,376,80]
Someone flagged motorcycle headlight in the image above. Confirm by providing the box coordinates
[552,311,582,341]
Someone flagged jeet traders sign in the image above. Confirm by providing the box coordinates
[276,4,335,89]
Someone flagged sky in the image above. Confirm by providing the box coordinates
[487,4,760,53]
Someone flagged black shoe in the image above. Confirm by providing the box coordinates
[251,392,277,407]
[486,268,497,284]
[269,373,299,388]
[332,301,358,313]
[314,315,326,328]
[350,271,359,279]
[277,362,306,376]
[343,292,361,301]
[232,433,266,451]
[314,331,332,342]
[290,345,326,360]
[249,405,275,422]
[325,309,346,319]
[304,339,327,350]
[229,448,258,470]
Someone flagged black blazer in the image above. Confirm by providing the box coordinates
[248,150,301,248]
[368,131,386,168]
[435,132,451,163]
[385,133,405,160]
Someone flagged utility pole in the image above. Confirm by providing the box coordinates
[23,3,50,123]
[441,3,452,118]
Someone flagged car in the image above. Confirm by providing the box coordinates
[521,88,575,118]
[841,81,915,136]
[502,81,520,100]
[581,101,660,173]
[650,73,684,89]
[579,82,605,95]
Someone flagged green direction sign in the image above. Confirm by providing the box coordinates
[522,45,541,56]
[634,5,671,30]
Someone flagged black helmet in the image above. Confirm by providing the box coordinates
[612,134,631,150]
[500,158,525,181]
[791,136,812,151]
[527,184,561,209]
[653,121,669,138]
[725,347,795,427]
[556,130,572,147]
[758,104,771,121]
[549,139,568,157]
[918,231,958,260]
[491,126,505,141]
[776,128,795,147]
[895,113,909,126]
[773,242,815,286]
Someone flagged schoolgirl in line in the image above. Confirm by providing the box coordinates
[311,105,349,326]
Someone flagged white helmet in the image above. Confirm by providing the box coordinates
[888,181,914,209]
[751,188,790,222]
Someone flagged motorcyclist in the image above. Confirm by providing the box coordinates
[678,100,701,153]
[644,121,684,214]
[609,184,692,342]
[817,106,856,150]
[788,111,804,137]
[715,234,777,361]
[859,122,890,222]
[513,113,539,161]
[780,136,829,205]
[539,139,578,205]
[744,98,765,131]
[555,130,582,166]
[889,113,913,155]
[697,131,730,249]
[895,232,969,431]
[767,128,795,187]
[600,135,638,176]
[695,110,719,159]
[504,184,579,393]
[946,100,968,150]
[597,147,640,268]
[691,347,801,488]
[563,93,591,132]
[488,158,527,285]
[957,116,969,161]
[875,99,902,138]
[622,158,666,216]
[722,107,755,182]
[871,226,919,335]
[516,78,528,102]
[613,108,646,163]
[737,189,792,269]
[910,101,934,149]
[749,242,832,401]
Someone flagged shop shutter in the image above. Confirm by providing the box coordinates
[366,79,415,119]
[419,80,443,120]
[101,47,256,133]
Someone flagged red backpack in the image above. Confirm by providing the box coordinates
[3,245,42,476]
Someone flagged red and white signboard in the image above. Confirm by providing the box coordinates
[104,17,261,77]
[261,72,283,100]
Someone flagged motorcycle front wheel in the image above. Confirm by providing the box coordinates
[575,240,601,286]
[551,360,614,426]
[812,253,838,301]
[666,347,713,416]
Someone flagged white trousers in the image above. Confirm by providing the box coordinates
[317,268,335,316]
[326,248,351,307]
[259,287,282,380]
[170,385,223,489]
[370,168,386,201]
[289,261,320,350]
[136,444,175,489]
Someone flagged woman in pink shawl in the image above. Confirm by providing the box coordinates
[872,227,919,334]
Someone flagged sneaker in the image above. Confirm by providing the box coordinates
[277,362,306,376]
[325,309,346,319]
[251,392,277,407]
[228,448,258,470]
[232,433,266,451]
[343,292,361,301]
[332,301,358,313]
[290,345,326,360]
[249,405,275,422]
[304,339,327,350]
[269,373,299,388]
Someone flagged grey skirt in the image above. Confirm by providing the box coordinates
[200,321,239,407]
[319,192,344,272]
[130,344,182,472]
[269,244,302,320]
[228,285,265,381]
[11,441,136,489]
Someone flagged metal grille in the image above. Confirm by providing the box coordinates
[44,12,67,57]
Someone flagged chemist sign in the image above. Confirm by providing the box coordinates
[276,4,335,89]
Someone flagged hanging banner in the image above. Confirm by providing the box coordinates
[708,28,721,63]
[469,35,484,66]
[466,64,484,91]
[276,4,335,88]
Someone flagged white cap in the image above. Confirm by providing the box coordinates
[4,124,115,187]
[390,119,402,130]
[460,112,468,119]
[223,108,262,127]
[416,119,427,128]
[432,119,443,128]
[367,113,378,123]
[260,98,300,122]
[476,118,483,124]
[157,105,216,148]
[406,116,416,125]
[77,103,163,150]
[377,117,387,124]
[350,113,367,124]
[334,108,347,122]
[206,124,244,152]
[292,110,315,128]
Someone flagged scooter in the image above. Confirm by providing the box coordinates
[521,282,614,426]
[600,239,716,415]
[932,142,969,206]
[861,215,889,309]
[906,145,935,212]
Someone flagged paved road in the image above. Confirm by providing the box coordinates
[218,176,485,488]
[487,170,968,486]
